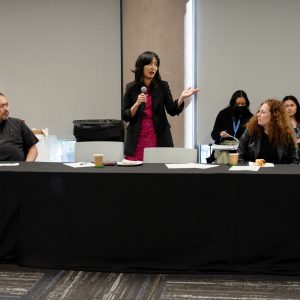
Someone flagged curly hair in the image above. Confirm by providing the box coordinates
[246,99,296,146]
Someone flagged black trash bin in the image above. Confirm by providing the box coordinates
[73,119,124,142]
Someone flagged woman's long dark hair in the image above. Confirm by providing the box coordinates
[229,90,250,108]
[132,51,161,89]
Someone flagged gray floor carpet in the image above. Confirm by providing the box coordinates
[1,264,300,299]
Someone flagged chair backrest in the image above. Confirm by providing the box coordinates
[143,147,197,163]
[75,141,124,162]
[33,129,49,162]
[35,139,50,162]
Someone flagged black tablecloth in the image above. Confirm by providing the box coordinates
[1,162,300,274]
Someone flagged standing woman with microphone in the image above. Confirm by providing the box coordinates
[122,51,200,161]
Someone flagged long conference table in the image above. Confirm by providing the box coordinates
[1,162,300,275]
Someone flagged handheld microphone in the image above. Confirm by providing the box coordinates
[140,86,147,110]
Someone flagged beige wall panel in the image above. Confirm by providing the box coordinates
[123,0,186,146]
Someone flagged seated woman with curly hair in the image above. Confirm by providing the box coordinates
[238,99,299,164]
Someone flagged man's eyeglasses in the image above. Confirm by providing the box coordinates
[0,103,8,109]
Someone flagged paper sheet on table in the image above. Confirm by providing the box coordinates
[64,162,95,168]
[165,163,219,169]
[211,144,238,150]
[249,161,274,167]
[0,163,19,167]
[229,165,260,171]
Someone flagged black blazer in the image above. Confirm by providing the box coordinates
[238,129,299,164]
[122,80,184,156]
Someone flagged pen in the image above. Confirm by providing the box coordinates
[220,130,226,141]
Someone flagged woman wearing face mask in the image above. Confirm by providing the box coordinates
[207,90,253,163]
[238,99,298,164]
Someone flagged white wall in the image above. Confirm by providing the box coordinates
[196,0,300,144]
[0,0,121,139]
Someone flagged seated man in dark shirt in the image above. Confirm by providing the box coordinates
[0,92,39,161]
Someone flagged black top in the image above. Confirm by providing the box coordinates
[0,117,39,161]
[238,129,299,164]
[258,131,280,163]
[211,106,253,143]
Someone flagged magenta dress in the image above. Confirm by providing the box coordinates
[125,93,157,161]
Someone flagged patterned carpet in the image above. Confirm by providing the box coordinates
[1,264,300,299]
